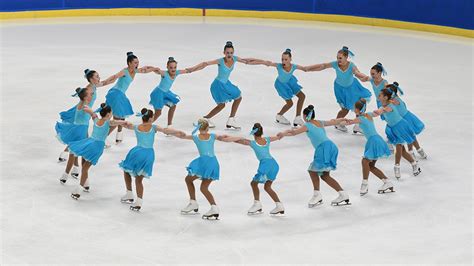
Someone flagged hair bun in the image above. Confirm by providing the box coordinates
[168,57,174,61]
[226,41,233,46]
[75,87,82,93]
[360,98,367,104]
[376,62,382,66]
[141,108,148,115]
[100,103,106,108]
[342,46,349,50]
[127,51,134,56]
[84,69,90,74]
[308,104,314,110]
[393,81,399,86]
[285,48,291,53]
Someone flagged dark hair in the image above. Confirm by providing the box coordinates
[371,62,384,73]
[252,123,263,137]
[224,41,234,51]
[76,87,88,101]
[380,88,394,100]
[140,108,154,122]
[283,48,292,58]
[338,46,349,57]
[355,99,367,112]
[384,82,400,96]
[84,69,97,82]
[303,105,315,120]
[167,57,177,65]
[126,51,138,65]
[99,103,112,118]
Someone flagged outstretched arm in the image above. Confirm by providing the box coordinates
[82,106,98,120]
[219,135,251,145]
[269,135,284,142]
[304,62,332,72]
[136,66,156,73]
[372,106,392,117]
[109,120,128,127]
[318,118,347,127]
[353,65,369,81]
[180,62,208,74]
[279,125,307,137]
[295,65,308,72]
[242,58,277,67]
[164,128,193,140]
[97,70,124,87]
[235,56,250,65]
[151,66,165,76]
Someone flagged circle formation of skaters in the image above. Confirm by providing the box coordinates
[55,42,427,220]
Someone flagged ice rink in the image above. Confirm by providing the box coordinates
[1,16,472,264]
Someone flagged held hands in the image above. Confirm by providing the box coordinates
[276,132,285,139]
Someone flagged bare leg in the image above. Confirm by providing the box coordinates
[251,181,260,201]
[167,105,177,126]
[135,176,144,199]
[308,170,320,191]
[336,108,350,119]
[204,103,226,119]
[278,99,293,116]
[124,172,132,191]
[362,158,371,180]
[401,145,415,163]
[369,161,388,180]
[73,156,79,167]
[229,97,242,117]
[200,179,216,205]
[185,175,199,200]
[65,154,76,174]
[395,144,403,164]
[295,91,306,117]
[79,161,92,186]
[152,109,162,123]
[264,181,281,203]
[320,172,343,192]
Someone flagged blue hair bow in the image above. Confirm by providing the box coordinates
[306,110,314,121]
[250,128,258,135]
[394,84,404,95]
[342,46,355,57]
[192,122,202,134]
[377,62,387,76]
[360,102,367,113]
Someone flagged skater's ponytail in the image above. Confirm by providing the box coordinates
[99,103,111,118]
[140,108,154,122]
[251,123,263,137]
[224,41,234,51]
[371,62,387,76]
[84,69,97,82]
[74,87,88,100]
[303,105,315,120]
[355,99,367,113]
[283,48,292,58]
[126,51,138,65]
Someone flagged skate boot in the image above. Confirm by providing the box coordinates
[120,190,134,204]
[331,191,351,206]
[226,117,241,130]
[394,164,401,179]
[275,114,291,125]
[60,172,69,184]
[360,180,369,196]
[116,131,123,144]
[353,124,364,135]
[202,205,219,220]
[417,148,427,159]
[247,200,263,215]
[130,198,142,212]
[270,202,285,216]
[71,166,80,179]
[181,199,199,215]
[293,116,304,127]
[83,178,90,192]
[58,151,68,163]
[378,180,395,194]
[308,190,323,208]
[411,161,421,176]
[335,124,348,133]
[71,185,83,200]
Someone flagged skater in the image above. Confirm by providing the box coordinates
[343,99,394,196]
[165,119,233,220]
[58,68,121,162]
[149,57,207,127]
[246,48,307,127]
[278,105,351,207]
[386,82,427,160]
[222,123,285,216]
[303,46,371,134]
[197,41,251,129]
[105,51,155,143]
[374,88,421,179]
[118,108,170,211]
[69,103,128,199]
[57,88,96,184]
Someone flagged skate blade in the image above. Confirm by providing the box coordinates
[60,180,67,185]
[360,192,368,196]
[202,214,219,220]
[130,206,141,212]
[121,199,134,204]
[247,210,263,216]
[225,126,241,131]
[71,175,79,179]
[270,212,285,217]
[413,170,421,176]
[275,120,291,126]
[352,131,364,136]
[331,200,351,206]
[58,159,67,163]
[71,194,80,200]
[181,209,199,215]
[83,187,90,193]
[378,188,395,194]
[308,200,323,208]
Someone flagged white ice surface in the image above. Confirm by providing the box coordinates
[0,16,472,264]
